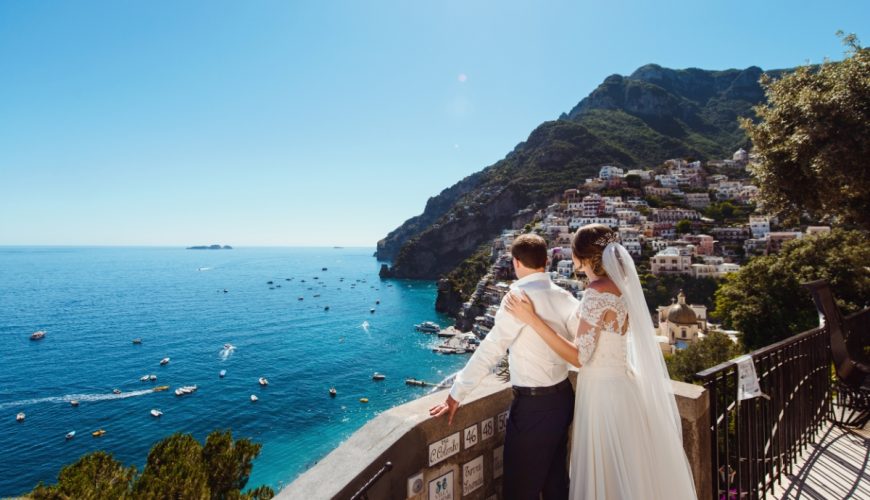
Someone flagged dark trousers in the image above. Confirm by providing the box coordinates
[503,379,574,500]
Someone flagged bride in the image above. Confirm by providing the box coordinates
[504,224,696,499]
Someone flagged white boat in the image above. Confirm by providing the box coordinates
[174,385,197,397]
[70,400,80,407]
[258,377,269,386]
[150,409,163,418]
[112,389,122,395]
[30,330,46,341]
[16,412,25,422]
[250,394,258,402]
[65,431,76,440]
[370,308,376,313]
[132,338,142,344]
[223,343,234,351]
[149,375,157,381]
[415,321,441,333]
[140,375,150,382]
[219,369,227,378]
[372,372,386,381]
[160,357,170,366]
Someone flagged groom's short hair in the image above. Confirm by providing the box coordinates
[511,234,548,269]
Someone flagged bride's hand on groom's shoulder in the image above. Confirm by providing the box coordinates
[505,290,537,325]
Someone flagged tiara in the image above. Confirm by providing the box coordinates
[593,232,620,247]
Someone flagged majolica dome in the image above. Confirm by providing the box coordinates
[667,290,697,325]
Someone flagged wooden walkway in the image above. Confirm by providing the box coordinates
[771,421,870,499]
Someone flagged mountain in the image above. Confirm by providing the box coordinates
[377,64,784,282]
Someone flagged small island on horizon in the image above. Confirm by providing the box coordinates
[186,244,233,250]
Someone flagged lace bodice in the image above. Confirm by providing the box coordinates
[574,288,629,368]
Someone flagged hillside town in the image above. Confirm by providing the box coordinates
[447,149,832,354]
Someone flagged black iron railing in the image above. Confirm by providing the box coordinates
[696,327,832,500]
[350,461,393,500]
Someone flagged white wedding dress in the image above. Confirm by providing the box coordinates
[569,286,696,500]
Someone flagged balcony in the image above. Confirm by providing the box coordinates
[281,308,870,500]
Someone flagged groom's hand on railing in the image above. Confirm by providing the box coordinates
[429,395,460,425]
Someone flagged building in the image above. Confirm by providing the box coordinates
[733,148,749,163]
[657,290,708,345]
[569,216,619,230]
[711,226,750,242]
[618,228,643,256]
[749,216,771,239]
[682,234,715,256]
[685,192,711,209]
[599,165,624,180]
[563,189,582,212]
[581,194,605,217]
[645,185,673,198]
[650,247,692,276]
[556,259,574,279]
[650,208,701,222]
[767,232,802,254]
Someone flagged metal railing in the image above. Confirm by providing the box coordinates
[696,327,832,500]
[350,461,393,500]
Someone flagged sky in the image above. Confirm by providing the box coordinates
[0,1,866,246]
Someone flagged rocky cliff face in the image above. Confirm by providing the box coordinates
[379,63,783,282]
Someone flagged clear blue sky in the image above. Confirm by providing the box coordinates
[1,1,866,246]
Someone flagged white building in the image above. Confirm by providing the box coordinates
[749,216,771,239]
[581,194,604,217]
[569,216,619,230]
[556,259,574,278]
[650,247,693,276]
[599,165,624,180]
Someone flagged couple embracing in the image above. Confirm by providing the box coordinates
[429,224,696,500]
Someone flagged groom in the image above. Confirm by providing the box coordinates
[429,233,579,500]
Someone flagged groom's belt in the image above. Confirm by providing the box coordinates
[511,378,572,397]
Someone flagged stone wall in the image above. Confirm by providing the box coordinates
[280,374,711,499]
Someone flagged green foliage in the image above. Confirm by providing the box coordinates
[742,33,870,229]
[666,331,744,383]
[640,274,721,317]
[675,219,692,234]
[715,228,870,349]
[30,432,274,500]
[30,451,136,499]
[702,200,756,223]
[444,245,494,302]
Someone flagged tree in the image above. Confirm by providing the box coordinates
[134,433,210,499]
[624,174,643,189]
[715,228,870,349]
[202,430,262,498]
[666,331,744,383]
[741,33,870,229]
[675,219,692,234]
[31,432,274,500]
[30,452,136,499]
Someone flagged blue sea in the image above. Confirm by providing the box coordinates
[0,247,467,496]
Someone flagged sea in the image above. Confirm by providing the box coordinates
[0,246,468,496]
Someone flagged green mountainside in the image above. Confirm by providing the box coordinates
[378,64,785,281]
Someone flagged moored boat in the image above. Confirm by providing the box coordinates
[250,394,258,402]
[16,412,25,422]
[132,338,142,344]
[66,431,76,440]
[30,331,46,341]
[359,398,369,403]
[258,377,269,386]
[150,409,163,418]
[372,372,386,381]
[92,429,106,437]
[219,369,227,378]
[160,357,170,366]
[329,387,337,397]
[415,321,441,334]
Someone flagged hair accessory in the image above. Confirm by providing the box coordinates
[593,232,620,247]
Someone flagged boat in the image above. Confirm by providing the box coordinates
[160,357,170,366]
[149,375,157,381]
[219,369,227,378]
[174,385,197,396]
[415,321,441,333]
[250,394,258,402]
[30,330,46,341]
[372,373,386,381]
[258,377,269,386]
[322,267,328,271]
[267,281,273,285]
[140,375,150,382]
[313,294,321,297]
[65,431,76,440]
[298,297,304,301]
[359,398,369,403]
[324,306,330,311]
[112,389,122,395]
[405,378,427,387]
[223,343,235,350]
[132,338,142,344]
[370,308,376,313]
[153,386,169,392]
[329,387,337,397]
[375,300,380,305]
[92,429,106,437]
[150,409,163,418]
[16,412,25,422]
[70,400,80,407]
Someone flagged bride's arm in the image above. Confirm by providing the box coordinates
[504,291,581,367]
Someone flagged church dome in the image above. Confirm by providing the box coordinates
[667,290,697,325]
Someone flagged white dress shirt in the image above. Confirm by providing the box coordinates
[449,272,580,403]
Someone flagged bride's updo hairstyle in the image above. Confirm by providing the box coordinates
[571,224,618,278]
